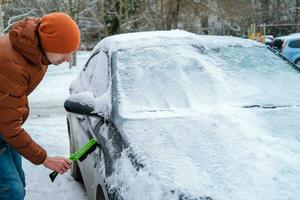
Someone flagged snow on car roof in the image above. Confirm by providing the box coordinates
[93,30,262,53]
[274,34,300,41]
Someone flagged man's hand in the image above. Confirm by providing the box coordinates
[43,156,72,174]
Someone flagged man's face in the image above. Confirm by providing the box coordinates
[45,52,73,65]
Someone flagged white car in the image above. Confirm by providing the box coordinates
[65,30,300,200]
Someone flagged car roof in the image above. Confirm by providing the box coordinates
[274,34,300,41]
[93,30,262,54]
[289,32,300,36]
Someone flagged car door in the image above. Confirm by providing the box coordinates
[77,48,111,199]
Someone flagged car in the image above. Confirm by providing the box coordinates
[65,30,300,200]
[272,35,300,65]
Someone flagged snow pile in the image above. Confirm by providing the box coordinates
[68,91,95,108]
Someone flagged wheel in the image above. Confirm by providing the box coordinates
[95,144,107,200]
[96,185,105,200]
[68,120,83,182]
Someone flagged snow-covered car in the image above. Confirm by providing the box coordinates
[65,30,300,200]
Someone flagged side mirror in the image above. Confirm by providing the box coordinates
[64,91,111,117]
[64,92,95,115]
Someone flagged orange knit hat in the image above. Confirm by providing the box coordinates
[38,12,80,53]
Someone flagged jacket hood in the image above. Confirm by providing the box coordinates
[9,17,51,66]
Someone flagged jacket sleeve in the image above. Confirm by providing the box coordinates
[0,66,47,165]
[0,92,47,165]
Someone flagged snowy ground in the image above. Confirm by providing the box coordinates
[23,51,91,200]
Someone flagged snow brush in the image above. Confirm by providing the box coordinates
[49,139,98,182]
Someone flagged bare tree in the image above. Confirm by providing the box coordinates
[166,0,179,29]
[2,0,300,46]
[296,0,300,32]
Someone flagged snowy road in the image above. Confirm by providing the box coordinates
[23,52,90,200]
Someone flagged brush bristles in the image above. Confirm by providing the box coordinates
[78,143,97,162]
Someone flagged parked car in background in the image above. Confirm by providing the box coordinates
[65,30,300,200]
[272,35,300,65]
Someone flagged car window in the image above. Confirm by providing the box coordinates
[114,45,300,116]
[80,50,109,97]
[273,39,283,49]
[288,39,300,48]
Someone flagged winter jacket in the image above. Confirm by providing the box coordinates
[0,17,51,165]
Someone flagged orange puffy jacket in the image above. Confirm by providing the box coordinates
[0,17,51,165]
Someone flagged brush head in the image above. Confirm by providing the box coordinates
[49,139,98,183]
[78,142,98,162]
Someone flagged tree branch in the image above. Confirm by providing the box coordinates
[4,9,35,33]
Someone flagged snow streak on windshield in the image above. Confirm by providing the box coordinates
[115,45,300,117]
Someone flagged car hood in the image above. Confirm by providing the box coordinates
[108,105,300,200]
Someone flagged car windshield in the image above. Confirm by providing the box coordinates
[114,45,300,116]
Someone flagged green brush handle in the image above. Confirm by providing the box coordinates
[49,139,98,182]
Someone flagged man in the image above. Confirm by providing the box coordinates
[0,12,80,199]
